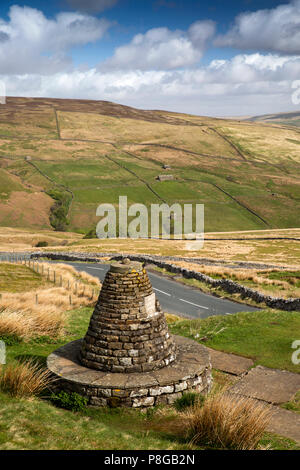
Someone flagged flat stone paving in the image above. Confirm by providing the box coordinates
[267,406,300,444]
[229,365,300,404]
[209,349,300,443]
[207,347,254,375]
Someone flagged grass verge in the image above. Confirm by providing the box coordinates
[0,263,50,293]
[167,309,300,373]
[0,306,299,449]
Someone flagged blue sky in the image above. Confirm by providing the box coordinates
[0,0,299,116]
[0,0,290,64]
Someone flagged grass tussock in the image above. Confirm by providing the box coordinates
[0,360,54,397]
[186,391,272,450]
[0,307,66,340]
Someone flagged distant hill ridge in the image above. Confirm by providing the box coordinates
[246,110,300,127]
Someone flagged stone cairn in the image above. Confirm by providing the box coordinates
[79,258,176,373]
[47,258,212,408]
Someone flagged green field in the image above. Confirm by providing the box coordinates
[0,97,299,233]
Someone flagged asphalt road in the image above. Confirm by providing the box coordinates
[56,261,259,319]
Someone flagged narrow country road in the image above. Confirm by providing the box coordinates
[0,253,260,319]
[57,261,260,319]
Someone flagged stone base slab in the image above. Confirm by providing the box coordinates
[47,335,212,408]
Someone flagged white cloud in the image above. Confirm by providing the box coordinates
[0,5,111,74]
[65,0,119,13]
[0,5,299,116]
[215,0,300,55]
[3,53,300,116]
[101,20,215,70]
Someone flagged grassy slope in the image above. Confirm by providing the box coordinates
[0,97,299,233]
[0,263,51,292]
[0,304,299,450]
[247,110,300,128]
[168,310,300,373]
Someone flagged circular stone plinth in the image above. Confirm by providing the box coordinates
[47,335,212,408]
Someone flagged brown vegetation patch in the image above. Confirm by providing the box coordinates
[3,96,199,126]
[0,191,53,228]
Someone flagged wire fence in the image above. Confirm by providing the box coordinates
[0,253,98,305]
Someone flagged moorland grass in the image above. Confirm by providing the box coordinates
[0,305,299,450]
[186,391,272,450]
[0,262,100,341]
[0,360,54,398]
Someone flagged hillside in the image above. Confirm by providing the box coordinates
[247,110,300,128]
[0,96,299,234]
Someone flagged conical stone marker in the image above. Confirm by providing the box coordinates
[47,258,212,408]
[79,258,177,373]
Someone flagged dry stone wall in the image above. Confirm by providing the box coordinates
[32,251,300,311]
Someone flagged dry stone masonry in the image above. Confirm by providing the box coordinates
[47,258,212,408]
[80,259,176,373]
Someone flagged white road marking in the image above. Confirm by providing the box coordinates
[225,312,232,315]
[85,267,104,271]
[179,298,209,309]
[153,288,171,296]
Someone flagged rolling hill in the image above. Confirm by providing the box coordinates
[0,96,299,234]
[246,110,300,128]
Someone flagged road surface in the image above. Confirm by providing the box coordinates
[57,261,260,319]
